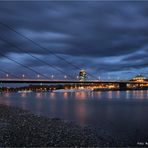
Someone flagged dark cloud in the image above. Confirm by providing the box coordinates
[0,1,148,79]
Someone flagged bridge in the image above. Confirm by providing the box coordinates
[0,22,147,91]
[0,78,148,84]
[0,78,148,90]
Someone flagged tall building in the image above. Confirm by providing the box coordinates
[79,69,87,81]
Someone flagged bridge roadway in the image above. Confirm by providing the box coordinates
[0,78,147,84]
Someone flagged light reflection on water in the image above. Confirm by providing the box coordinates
[0,91,148,112]
[0,90,148,140]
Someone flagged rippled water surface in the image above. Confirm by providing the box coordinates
[0,90,148,144]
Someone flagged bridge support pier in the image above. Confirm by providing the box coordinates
[119,83,127,90]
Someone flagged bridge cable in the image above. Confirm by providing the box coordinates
[0,37,75,79]
[0,22,98,80]
[0,69,19,79]
[0,52,49,79]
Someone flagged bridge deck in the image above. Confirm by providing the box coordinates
[0,79,147,84]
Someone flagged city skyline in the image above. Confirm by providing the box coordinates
[0,1,148,79]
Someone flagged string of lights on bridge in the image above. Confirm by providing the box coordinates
[1,73,122,82]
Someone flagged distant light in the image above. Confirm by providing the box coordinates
[51,75,54,79]
[6,74,9,78]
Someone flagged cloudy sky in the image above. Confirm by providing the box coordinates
[0,1,148,80]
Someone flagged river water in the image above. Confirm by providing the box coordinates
[0,90,148,145]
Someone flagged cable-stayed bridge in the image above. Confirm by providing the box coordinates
[0,21,147,91]
[0,78,148,90]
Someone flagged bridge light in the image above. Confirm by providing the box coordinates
[37,74,40,78]
[64,75,67,79]
[6,74,9,78]
[51,75,54,79]
[22,74,25,78]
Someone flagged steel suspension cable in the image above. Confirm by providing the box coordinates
[0,52,49,79]
[0,37,75,79]
[0,69,19,78]
[0,22,98,80]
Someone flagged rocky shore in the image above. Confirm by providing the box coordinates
[0,104,123,147]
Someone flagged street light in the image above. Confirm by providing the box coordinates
[76,76,79,80]
[51,75,54,79]
[6,74,9,78]
[22,74,25,78]
[37,74,40,78]
[64,75,67,79]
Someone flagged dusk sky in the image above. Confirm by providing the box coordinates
[0,1,148,80]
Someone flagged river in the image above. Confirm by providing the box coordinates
[0,90,148,145]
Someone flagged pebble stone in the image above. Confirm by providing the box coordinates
[0,104,124,147]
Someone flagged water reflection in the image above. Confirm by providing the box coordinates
[116,91,120,99]
[49,92,56,99]
[0,90,148,127]
[126,91,130,99]
[20,93,27,98]
[63,92,68,100]
[96,91,101,98]
[108,91,113,99]
[75,92,87,100]
[4,92,10,98]
[75,102,86,125]
[132,90,145,100]
[36,92,43,99]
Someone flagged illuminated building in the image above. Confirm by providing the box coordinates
[79,69,87,81]
[131,74,146,82]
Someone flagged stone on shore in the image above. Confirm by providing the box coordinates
[0,104,121,147]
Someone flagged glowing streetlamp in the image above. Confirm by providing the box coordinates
[51,75,54,79]
[37,74,40,78]
[6,74,9,78]
[64,75,67,79]
[22,74,25,78]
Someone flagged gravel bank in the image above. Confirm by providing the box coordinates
[0,104,122,147]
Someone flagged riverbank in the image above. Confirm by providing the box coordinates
[0,104,123,147]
